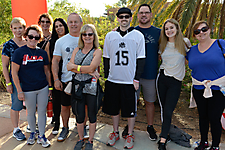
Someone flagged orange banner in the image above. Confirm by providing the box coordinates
[11,0,48,26]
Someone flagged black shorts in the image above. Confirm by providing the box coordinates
[102,80,137,118]
[60,82,71,106]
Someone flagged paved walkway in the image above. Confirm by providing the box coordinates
[0,104,224,150]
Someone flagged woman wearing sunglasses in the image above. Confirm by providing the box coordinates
[45,18,69,134]
[12,25,52,148]
[186,21,225,150]
[157,19,191,150]
[37,13,53,50]
[67,24,102,150]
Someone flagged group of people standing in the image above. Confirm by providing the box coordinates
[1,3,225,150]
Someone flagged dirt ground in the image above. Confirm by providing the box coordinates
[1,87,225,143]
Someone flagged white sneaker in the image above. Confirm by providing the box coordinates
[37,134,51,148]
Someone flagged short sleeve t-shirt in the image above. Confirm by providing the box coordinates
[53,34,79,82]
[12,45,49,92]
[186,39,225,90]
[103,29,145,84]
[2,39,19,76]
[135,25,161,80]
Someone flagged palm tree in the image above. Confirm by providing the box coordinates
[127,0,225,39]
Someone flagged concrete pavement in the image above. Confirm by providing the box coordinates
[0,104,224,150]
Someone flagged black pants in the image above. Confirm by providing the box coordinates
[52,87,61,127]
[72,93,97,124]
[193,88,225,147]
[157,70,182,139]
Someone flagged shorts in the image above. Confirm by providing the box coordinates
[102,80,137,118]
[11,81,23,111]
[61,82,71,106]
[137,78,156,103]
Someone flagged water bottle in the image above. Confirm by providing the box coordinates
[192,140,200,148]
[91,77,97,87]
[47,97,53,117]
[219,85,225,96]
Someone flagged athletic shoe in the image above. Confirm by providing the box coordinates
[57,127,69,142]
[166,135,171,143]
[74,139,85,150]
[194,141,209,150]
[106,132,120,146]
[147,125,157,141]
[158,141,166,150]
[122,125,128,138]
[124,135,135,149]
[27,132,36,145]
[84,127,89,140]
[13,129,26,141]
[52,125,59,135]
[209,147,220,150]
[85,125,89,130]
[37,134,51,148]
[85,141,93,150]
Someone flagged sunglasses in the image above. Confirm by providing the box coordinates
[118,15,130,19]
[27,35,40,40]
[41,20,50,24]
[194,26,209,35]
[82,33,94,36]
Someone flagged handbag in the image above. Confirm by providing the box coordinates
[64,49,94,95]
[96,79,104,111]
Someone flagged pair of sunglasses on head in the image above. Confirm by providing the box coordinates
[194,26,209,35]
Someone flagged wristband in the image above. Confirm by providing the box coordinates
[49,87,53,90]
[6,82,12,86]
[133,79,139,83]
[77,65,81,72]
[54,79,59,82]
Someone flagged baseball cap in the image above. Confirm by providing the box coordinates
[116,7,132,17]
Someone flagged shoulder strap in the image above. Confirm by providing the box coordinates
[217,39,225,58]
[73,48,94,78]
[217,39,222,50]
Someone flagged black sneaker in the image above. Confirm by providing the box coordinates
[158,141,166,150]
[74,139,85,150]
[194,141,209,150]
[147,125,157,141]
[52,125,59,135]
[85,141,93,150]
[122,125,128,138]
[57,127,69,142]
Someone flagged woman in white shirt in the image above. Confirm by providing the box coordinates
[156,18,191,150]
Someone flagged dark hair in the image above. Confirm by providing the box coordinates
[24,25,43,42]
[49,18,69,55]
[192,20,209,37]
[38,13,53,25]
[138,4,152,12]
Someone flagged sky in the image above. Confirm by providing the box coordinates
[48,0,119,17]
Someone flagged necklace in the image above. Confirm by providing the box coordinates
[28,47,37,59]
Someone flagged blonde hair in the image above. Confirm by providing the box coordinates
[10,17,26,29]
[159,19,186,56]
[78,24,99,49]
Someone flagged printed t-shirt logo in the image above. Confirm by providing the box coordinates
[22,54,44,65]
[119,42,126,48]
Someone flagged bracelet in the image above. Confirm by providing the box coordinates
[6,82,12,86]
[54,79,59,82]
[18,92,23,94]
[49,87,53,90]
[133,79,139,83]
[77,65,81,72]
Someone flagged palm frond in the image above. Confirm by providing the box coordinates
[180,0,196,32]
